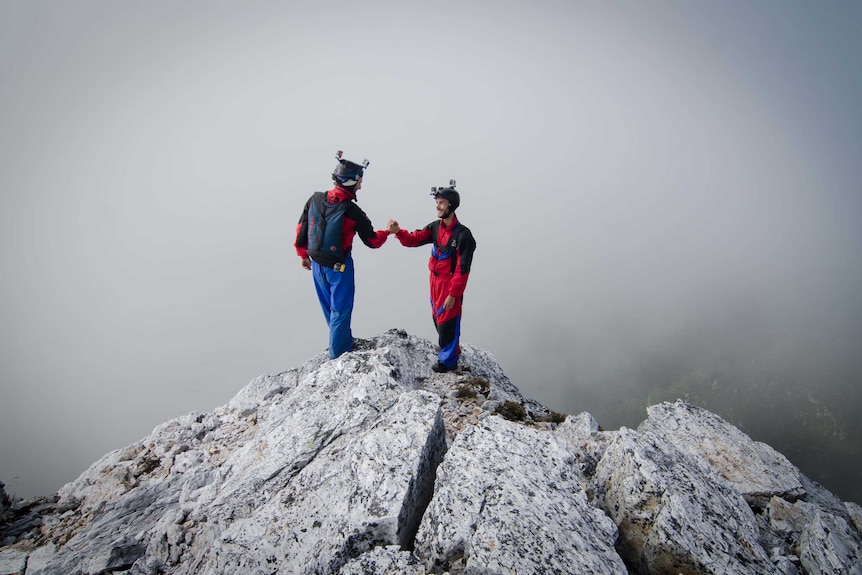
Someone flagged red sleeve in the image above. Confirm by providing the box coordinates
[395,227,433,247]
[449,255,469,297]
[295,196,311,258]
[364,230,390,249]
[348,203,389,250]
[295,223,309,258]
[448,227,475,297]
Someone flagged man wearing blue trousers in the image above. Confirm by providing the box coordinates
[294,152,391,359]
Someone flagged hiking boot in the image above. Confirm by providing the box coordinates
[431,361,457,373]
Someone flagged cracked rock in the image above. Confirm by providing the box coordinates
[2,330,860,575]
[414,415,627,574]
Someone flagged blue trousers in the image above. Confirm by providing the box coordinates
[430,274,462,368]
[434,313,462,367]
[312,255,355,359]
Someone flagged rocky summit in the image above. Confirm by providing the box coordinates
[1,329,861,575]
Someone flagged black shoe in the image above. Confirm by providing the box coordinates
[432,361,457,373]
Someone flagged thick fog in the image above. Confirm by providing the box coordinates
[2,1,861,503]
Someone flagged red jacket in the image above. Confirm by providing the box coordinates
[295,186,388,259]
[395,216,476,298]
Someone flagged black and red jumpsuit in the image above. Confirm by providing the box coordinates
[395,217,476,367]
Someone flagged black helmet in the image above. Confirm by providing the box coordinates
[332,150,369,187]
[431,179,460,211]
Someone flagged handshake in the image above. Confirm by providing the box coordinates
[386,219,401,234]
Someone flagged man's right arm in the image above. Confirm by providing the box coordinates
[394,224,433,247]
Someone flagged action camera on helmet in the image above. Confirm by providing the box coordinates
[430,179,460,211]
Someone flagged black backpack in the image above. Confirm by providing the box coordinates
[306,192,351,269]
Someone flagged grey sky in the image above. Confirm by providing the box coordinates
[2,1,861,500]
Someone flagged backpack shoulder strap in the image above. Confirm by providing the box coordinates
[448,222,464,274]
[429,220,442,247]
[310,191,327,212]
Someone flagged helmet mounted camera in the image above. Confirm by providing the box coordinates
[332,150,370,187]
[430,179,460,212]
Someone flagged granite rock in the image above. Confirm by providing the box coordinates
[1,330,859,575]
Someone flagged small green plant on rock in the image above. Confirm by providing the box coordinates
[535,410,567,424]
[465,376,490,392]
[496,401,527,422]
[456,376,491,401]
[549,411,566,424]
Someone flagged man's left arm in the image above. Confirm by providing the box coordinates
[351,204,390,249]
[448,228,477,299]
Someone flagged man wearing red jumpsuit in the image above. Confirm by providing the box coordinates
[389,182,476,372]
